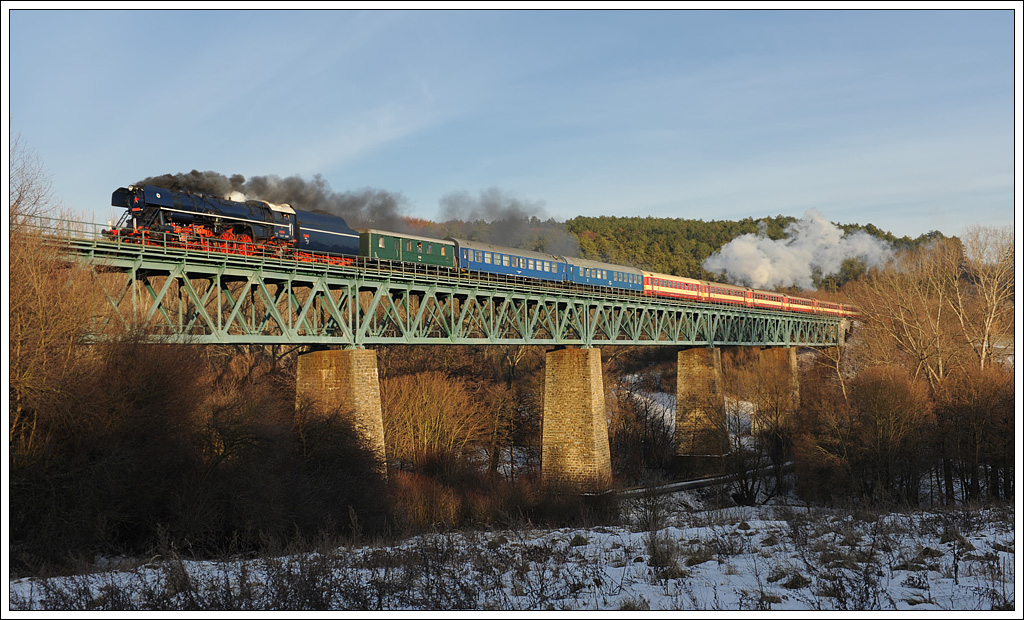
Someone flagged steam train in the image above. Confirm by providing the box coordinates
[106,185,859,318]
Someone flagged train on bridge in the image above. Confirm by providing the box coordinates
[106,185,859,319]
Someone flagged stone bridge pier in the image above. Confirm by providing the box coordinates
[541,347,613,493]
[295,348,387,473]
[756,346,800,429]
[675,347,729,475]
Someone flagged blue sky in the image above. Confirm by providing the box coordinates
[6,7,1019,239]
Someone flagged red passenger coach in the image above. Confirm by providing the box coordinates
[706,282,753,307]
[641,270,705,302]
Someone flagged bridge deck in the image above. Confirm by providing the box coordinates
[32,217,847,347]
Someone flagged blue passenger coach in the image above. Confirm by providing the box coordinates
[564,256,645,292]
[450,238,566,282]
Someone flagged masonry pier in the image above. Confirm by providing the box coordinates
[675,347,729,474]
[296,348,387,472]
[541,347,613,493]
[762,346,800,417]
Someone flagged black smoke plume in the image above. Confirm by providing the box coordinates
[136,170,409,231]
[434,187,580,256]
[136,171,580,255]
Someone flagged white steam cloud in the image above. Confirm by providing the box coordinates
[702,209,893,290]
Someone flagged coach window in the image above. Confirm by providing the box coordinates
[378,237,385,249]
[440,246,446,256]
[417,242,423,254]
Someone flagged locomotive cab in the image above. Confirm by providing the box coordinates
[109,185,163,234]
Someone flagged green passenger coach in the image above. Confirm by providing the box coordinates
[359,229,456,268]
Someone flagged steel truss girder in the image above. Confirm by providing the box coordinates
[64,237,845,347]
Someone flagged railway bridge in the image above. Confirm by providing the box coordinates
[39,217,852,492]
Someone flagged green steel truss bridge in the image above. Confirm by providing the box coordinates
[35,217,848,348]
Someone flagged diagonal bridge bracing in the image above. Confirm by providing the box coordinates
[45,219,847,348]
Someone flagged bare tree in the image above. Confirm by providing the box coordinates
[9,133,55,230]
[934,365,1015,502]
[946,225,1014,371]
[381,371,490,474]
[851,240,973,393]
[721,348,799,502]
[607,370,675,484]
[8,137,105,457]
[847,365,934,504]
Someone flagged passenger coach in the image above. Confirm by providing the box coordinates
[642,270,706,301]
[360,229,455,268]
[564,257,644,292]
[450,238,565,282]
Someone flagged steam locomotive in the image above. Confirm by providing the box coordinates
[106,185,859,318]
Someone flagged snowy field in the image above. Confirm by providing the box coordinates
[7,488,1016,612]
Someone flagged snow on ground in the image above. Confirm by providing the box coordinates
[7,489,1016,612]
